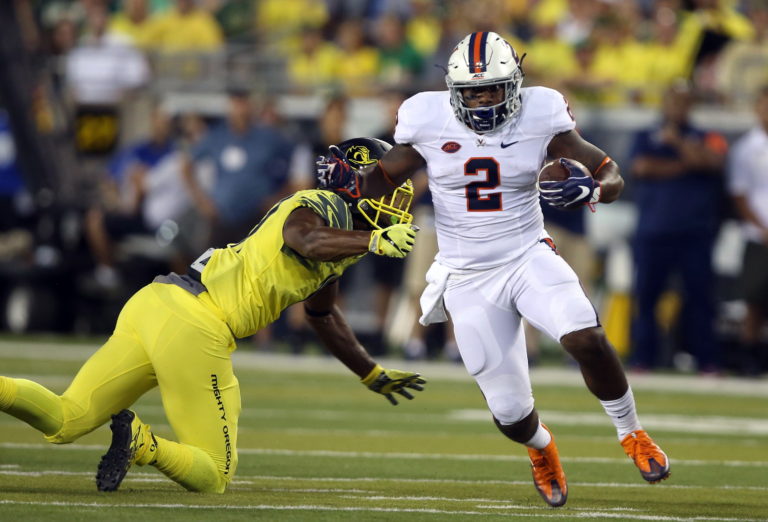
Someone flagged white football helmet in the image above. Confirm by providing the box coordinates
[445,31,524,134]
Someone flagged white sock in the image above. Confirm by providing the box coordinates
[524,421,552,450]
[600,387,642,440]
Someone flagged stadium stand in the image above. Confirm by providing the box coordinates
[0,0,765,375]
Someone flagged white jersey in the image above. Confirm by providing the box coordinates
[394,87,576,270]
[726,125,768,243]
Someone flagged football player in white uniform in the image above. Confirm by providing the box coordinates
[317,31,670,507]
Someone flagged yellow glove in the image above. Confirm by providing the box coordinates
[361,364,426,405]
[368,224,419,258]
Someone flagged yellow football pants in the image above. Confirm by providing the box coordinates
[47,282,240,489]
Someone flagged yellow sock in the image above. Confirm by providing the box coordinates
[0,377,63,436]
[152,435,225,493]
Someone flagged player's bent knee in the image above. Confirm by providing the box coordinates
[561,327,606,361]
[177,446,234,494]
[487,394,533,425]
[45,431,77,444]
[43,398,97,444]
[187,472,227,494]
[44,419,92,444]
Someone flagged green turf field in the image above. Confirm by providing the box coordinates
[0,340,766,521]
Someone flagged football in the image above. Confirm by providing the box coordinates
[537,158,591,182]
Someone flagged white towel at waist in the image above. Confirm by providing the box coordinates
[418,261,452,326]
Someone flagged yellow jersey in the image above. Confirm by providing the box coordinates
[191,190,363,338]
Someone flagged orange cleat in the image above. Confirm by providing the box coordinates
[527,425,568,507]
[621,429,670,483]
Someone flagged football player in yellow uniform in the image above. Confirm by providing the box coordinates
[0,137,424,494]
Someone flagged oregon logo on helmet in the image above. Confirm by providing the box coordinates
[332,137,415,229]
[345,145,377,168]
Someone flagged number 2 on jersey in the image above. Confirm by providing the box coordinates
[464,158,502,211]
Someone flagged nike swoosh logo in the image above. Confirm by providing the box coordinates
[500,140,518,149]
[572,186,591,202]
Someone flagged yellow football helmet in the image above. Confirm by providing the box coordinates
[336,137,414,230]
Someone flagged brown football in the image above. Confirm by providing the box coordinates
[537,158,591,182]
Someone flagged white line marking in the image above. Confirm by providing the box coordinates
[242,448,768,469]
[2,341,767,397]
[450,409,768,436]
[1,469,765,492]
[1,442,766,468]
[0,500,761,521]
[242,474,768,492]
[340,494,642,511]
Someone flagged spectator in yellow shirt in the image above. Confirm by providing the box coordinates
[286,26,342,94]
[561,38,617,106]
[334,19,380,96]
[109,0,154,49]
[676,0,754,77]
[715,0,768,106]
[405,0,442,59]
[641,6,692,106]
[145,0,223,53]
[522,21,578,90]
[256,0,328,53]
[590,14,647,105]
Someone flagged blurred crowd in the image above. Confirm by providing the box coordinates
[0,0,767,377]
[11,0,768,106]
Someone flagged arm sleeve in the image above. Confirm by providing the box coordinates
[393,94,422,145]
[548,91,577,135]
[296,191,354,231]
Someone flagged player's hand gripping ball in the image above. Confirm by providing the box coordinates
[537,158,601,210]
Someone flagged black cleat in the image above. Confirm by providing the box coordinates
[96,409,155,492]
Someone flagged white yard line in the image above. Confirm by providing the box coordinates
[2,441,767,472]
[1,442,766,468]
[242,475,768,491]
[451,409,768,436]
[0,499,762,521]
[1,340,766,397]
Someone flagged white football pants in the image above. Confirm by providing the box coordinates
[442,239,599,425]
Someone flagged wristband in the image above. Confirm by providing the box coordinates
[361,363,384,385]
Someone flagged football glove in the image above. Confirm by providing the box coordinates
[538,158,601,211]
[368,224,418,258]
[316,145,362,200]
[361,364,426,405]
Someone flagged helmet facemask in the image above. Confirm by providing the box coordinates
[447,70,523,134]
[356,179,414,230]
[445,31,525,134]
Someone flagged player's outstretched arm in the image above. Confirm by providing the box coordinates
[548,130,624,204]
[284,208,418,261]
[303,281,426,405]
[283,207,375,261]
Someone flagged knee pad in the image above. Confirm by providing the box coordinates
[486,393,534,425]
